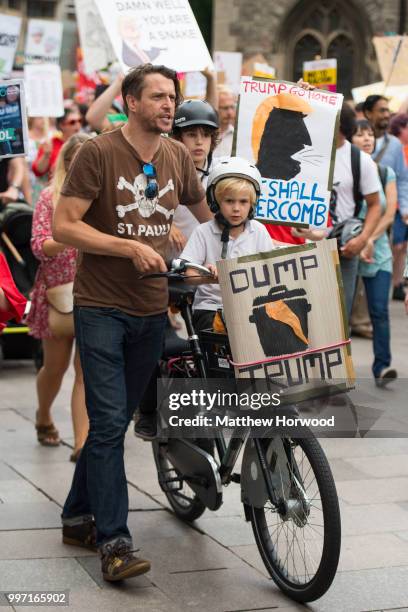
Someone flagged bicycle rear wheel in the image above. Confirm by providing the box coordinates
[248,437,341,602]
[152,440,206,522]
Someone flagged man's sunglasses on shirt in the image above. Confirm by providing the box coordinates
[143,163,159,199]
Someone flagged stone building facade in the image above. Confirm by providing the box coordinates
[213,0,407,96]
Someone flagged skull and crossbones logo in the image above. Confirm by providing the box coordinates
[116,173,175,219]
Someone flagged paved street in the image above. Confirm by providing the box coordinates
[1,301,408,612]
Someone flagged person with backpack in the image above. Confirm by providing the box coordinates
[330,102,381,319]
[363,95,408,301]
[352,119,398,387]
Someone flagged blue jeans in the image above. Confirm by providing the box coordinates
[363,271,392,377]
[62,306,166,549]
[339,255,359,321]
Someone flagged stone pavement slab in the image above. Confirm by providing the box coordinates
[149,565,294,611]
[12,586,178,612]
[127,509,201,545]
[145,532,245,574]
[340,502,408,536]
[306,566,408,612]
[194,515,255,547]
[0,529,94,559]
[338,532,408,571]
[7,460,161,510]
[0,558,96,591]
[0,479,49,503]
[0,501,61,530]
[345,453,408,478]
[336,476,408,505]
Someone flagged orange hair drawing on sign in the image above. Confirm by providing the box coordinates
[252,93,314,181]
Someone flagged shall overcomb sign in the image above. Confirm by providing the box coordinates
[217,239,355,402]
[234,77,343,228]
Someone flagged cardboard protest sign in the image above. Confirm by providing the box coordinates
[96,0,213,73]
[24,64,64,117]
[0,14,22,78]
[0,80,29,158]
[234,77,343,229]
[25,19,63,64]
[303,59,337,92]
[214,51,242,94]
[75,0,117,73]
[253,62,276,79]
[184,71,207,99]
[351,81,408,113]
[373,36,408,87]
[217,239,355,402]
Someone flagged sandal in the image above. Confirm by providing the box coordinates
[35,411,60,447]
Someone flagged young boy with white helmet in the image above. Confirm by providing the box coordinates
[181,156,280,331]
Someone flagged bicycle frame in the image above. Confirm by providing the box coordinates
[176,294,283,508]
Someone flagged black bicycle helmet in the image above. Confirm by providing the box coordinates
[173,99,219,130]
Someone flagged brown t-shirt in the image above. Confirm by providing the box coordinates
[61,129,205,316]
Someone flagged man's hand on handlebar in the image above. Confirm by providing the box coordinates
[131,242,167,274]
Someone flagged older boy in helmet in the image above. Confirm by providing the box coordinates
[181,156,279,331]
[170,99,219,254]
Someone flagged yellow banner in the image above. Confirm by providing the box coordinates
[303,68,337,87]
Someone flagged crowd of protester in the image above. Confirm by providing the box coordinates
[1,63,408,581]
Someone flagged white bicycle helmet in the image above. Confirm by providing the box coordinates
[206,156,262,214]
[206,157,263,258]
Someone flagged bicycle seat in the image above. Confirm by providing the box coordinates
[162,323,190,358]
[168,281,196,310]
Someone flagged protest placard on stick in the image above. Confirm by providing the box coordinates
[0,79,29,158]
[96,0,213,73]
[25,19,63,64]
[373,36,408,87]
[0,14,22,78]
[214,51,242,94]
[303,58,337,92]
[352,81,408,113]
[75,0,117,73]
[217,239,355,402]
[24,64,64,118]
[234,77,343,228]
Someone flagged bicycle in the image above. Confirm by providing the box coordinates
[141,259,341,603]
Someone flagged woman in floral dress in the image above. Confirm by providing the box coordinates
[27,133,91,459]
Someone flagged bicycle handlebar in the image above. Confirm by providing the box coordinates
[138,259,213,280]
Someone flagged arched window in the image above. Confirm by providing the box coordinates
[280,0,369,97]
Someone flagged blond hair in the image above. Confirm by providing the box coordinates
[214,177,257,206]
[52,133,92,207]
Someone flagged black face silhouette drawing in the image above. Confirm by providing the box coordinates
[256,108,312,181]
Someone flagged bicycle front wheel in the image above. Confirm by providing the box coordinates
[249,437,341,602]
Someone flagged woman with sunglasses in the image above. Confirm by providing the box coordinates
[32,108,83,184]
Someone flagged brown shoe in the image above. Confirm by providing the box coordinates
[101,539,151,582]
[62,520,97,552]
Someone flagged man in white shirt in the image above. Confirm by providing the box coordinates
[332,103,381,317]
[213,87,236,158]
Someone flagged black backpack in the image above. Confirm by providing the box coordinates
[329,144,363,223]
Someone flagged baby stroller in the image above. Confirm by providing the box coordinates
[0,201,43,369]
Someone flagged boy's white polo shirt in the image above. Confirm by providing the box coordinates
[180,218,276,311]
